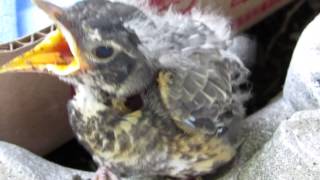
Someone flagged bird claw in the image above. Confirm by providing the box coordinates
[92,167,120,180]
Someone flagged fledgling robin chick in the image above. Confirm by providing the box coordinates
[0,0,250,179]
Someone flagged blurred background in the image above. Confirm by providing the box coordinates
[0,0,81,43]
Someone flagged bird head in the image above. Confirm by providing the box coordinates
[0,0,154,98]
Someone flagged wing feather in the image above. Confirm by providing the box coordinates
[158,54,248,135]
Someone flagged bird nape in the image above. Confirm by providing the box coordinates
[0,0,250,179]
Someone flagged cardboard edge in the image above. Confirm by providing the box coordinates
[0,24,56,54]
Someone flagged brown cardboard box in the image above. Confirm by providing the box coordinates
[0,0,292,154]
[0,26,73,155]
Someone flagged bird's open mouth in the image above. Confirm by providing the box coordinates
[0,0,90,76]
[0,29,87,76]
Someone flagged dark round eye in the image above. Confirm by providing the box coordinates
[94,46,114,59]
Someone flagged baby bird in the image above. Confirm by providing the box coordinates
[0,0,249,179]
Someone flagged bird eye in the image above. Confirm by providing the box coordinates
[93,46,114,59]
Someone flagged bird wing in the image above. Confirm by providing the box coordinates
[158,52,248,135]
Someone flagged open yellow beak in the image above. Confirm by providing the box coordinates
[0,29,87,76]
